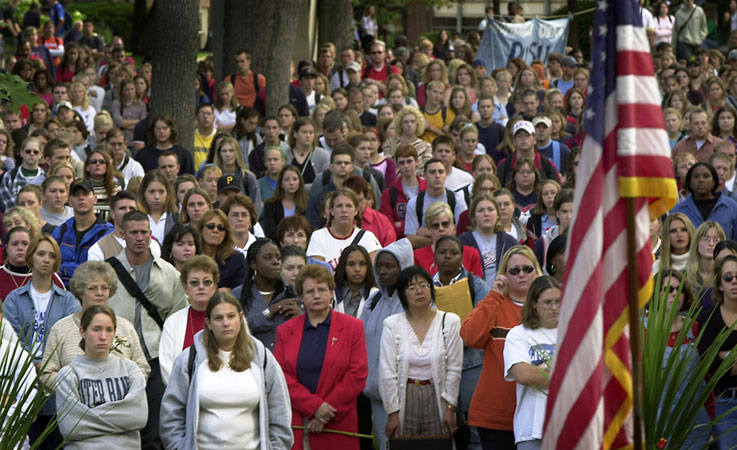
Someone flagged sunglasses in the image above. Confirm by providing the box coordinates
[723,273,737,283]
[508,265,535,276]
[88,159,107,165]
[24,150,40,155]
[188,279,214,288]
[430,220,452,230]
[205,223,226,232]
[662,284,679,294]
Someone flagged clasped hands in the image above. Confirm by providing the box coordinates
[307,402,336,433]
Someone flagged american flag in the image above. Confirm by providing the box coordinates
[542,0,677,449]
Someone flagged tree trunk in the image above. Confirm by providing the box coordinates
[219,0,276,76]
[567,0,578,48]
[130,0,148,55]
[264,0,302,116]
[317,0,353,51]
[150,0,199,151]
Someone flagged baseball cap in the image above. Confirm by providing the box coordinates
[299,68,317,79]
[70,178,94,194]
[532,116,552,128]
[56,101,73,111]
[217,175,242,194]
[472,58,487,68]
[728,49,737,61]
[686,56,700,66]
[560,56,577,68]
[513,120,535,136]
[346,61,361,73]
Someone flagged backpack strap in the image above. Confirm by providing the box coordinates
[230,73,237,84]
[390,186,399,210]
[106,257,165,329]
[467,272,475,305]
[441,106,447,124]
[369,290,383,311]
[445,189,456,214]
[349,229,367,247]
[416,191,426,227]
[363,64,371,80]
[322,169,331,186]
[253,71,259,92]
[551,140,561,171]
[187,343,197,379]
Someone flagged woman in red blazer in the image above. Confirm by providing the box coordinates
[275,264,369,450]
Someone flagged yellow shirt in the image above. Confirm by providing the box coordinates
[421,106,456,144]
[193,129,217,169]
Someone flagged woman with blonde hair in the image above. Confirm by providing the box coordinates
[160,292,294,449]
[417,59,449,107]
[461,245,543,450]
[685,221,726,301]
[704,77,728,116]
[494,68,514,108]
[448,86,480,123]
[4,206,42,238]
[213,136,262,214]
[70,81,96,133]
[112,79,148,144]
[653,213,695,273]
[383,106,432,169]
[214,81,238,133]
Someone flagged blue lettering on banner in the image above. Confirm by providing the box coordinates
[477,18,570,70]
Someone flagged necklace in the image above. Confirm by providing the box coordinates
[11,272,31,290]
[258,289,275,296]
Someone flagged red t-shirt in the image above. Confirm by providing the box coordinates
[413,245,484,278]
[182,307,207,350]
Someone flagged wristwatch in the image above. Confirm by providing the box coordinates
[262,308,273,319]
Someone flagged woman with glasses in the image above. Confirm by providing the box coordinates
[159,255,219,385]
[195,209,245,292]
[274,264,368,449]
[460,245,542,450]
[698,255,737,449]
[685,221,726,305]
[83,145,123,207]
[41,261,150,394]
[379,265,463,440]
[503,276,561,450]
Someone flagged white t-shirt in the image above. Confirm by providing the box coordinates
[197,349,260,449]
[149,213,168,244]
[444,167,474,191]
[30,284,53,358]
[404,190,467,235]
[87,233,162,262]
[503,325,557,444]
[473,231,498,282]
[306,227,382,270]
[215,107,236,129]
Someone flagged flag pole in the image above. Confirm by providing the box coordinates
[625,197,644,450]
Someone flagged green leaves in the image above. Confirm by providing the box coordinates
[0,72,42,114]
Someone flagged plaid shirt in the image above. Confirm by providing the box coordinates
[0,167,45,213]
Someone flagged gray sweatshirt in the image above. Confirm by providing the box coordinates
[160,330,293,449]
[360,238,415,401]
[55,354,148,449]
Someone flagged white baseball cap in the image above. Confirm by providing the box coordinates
[513,120,535,136]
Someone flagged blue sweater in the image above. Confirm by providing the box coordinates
[671,194,737,239]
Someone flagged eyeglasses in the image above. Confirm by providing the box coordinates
[188,279,214,288]
[229,212,251,219]
[662,284,679,294]
[517,169,534,175]
[205,223,226,231]
[538,298,561,309]
[406,281,431,293]
[88,159,107,165]
[701,236,721,244]
[85,285,110,293]
[24,150,40,155]
[723,273,737,283]
[508,265,535,276]
[303,287,330,298]
[430,220,451,230]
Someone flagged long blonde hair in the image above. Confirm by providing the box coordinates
[660,213,695,268]
[685,221,725,289]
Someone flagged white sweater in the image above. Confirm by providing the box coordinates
[379,311,463,426]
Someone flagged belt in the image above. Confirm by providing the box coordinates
[407,378,432,386]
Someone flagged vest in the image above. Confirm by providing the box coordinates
[96,233,124,260]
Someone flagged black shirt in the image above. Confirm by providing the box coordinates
[694,196,719,222]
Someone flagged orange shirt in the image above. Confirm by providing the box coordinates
[460,290,522,430]
[234,71,266,107]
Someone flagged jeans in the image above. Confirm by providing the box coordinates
[460,366,483,450]
[715,394,737,450]
[371,397,388,450]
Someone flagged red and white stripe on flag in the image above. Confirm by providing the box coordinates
[542,8,677,450]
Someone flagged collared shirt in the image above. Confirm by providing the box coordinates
[149,212,168,244]
[432,270,463,287]
[297,310,332,393]
[672,134,722,163]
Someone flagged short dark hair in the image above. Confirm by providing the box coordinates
[323,110,344,133]
[44,137,71,158]
[424,157,445,173]
[331,143,355,164]
[196,103,215,115]
[714,239,737,259]
[396,266,435,311]
[685,162,719,196]
[553,188,574,211]
[121,210,149,230]
[432,135,456,153]
[276,215,312,244]
[436,235,464,255]
[110,190,137,210]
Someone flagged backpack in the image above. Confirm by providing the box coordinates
[415,189,456,227]
[230,71,260,93]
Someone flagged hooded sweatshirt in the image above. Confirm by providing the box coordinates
[360,238,414,401]
[56,354,148,449]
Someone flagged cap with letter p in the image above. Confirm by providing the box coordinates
[217,175,243,193]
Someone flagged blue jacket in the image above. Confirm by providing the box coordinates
[459,230,519,277]
[52,215,114,287]
[671,194,737,239]
[3,282,80,415]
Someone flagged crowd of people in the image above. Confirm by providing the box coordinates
[0,0,736,449]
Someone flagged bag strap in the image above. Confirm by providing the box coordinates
[106,256,165,329]
[187,343,197,379]
[369,290,383,310]
[390,185,399,210]
[350,229,367,247]
[416,191,425,226]
[551,140,561,171]
[467,272,475,305]
[676,6,697,38]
